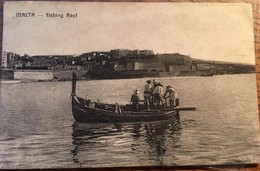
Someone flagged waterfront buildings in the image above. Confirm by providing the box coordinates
[1,51,15,68]
[1,49,255,80]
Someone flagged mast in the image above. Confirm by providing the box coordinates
[72,72,77,95]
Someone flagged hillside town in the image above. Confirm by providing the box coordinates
[1,49,255,81]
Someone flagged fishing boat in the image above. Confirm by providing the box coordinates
[71,73,195,123]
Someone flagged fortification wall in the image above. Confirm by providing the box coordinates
[53,70,87,81]
[14,70,54,80]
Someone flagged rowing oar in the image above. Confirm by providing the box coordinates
[163,107,196,111]
[175,107,196,111]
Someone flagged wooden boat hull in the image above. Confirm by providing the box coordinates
[72,95,178,123]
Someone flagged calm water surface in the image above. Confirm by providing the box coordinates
[0,74,260,169]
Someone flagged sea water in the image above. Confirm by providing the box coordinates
[0,74,260,168]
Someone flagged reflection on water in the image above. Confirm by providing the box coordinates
[71,120,181,167]
[71,122,123,165]
[144,121,181,165]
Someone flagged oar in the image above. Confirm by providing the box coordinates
[173,107,196,111]
[170,107,196,111]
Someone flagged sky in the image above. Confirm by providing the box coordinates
[3,2,256,64]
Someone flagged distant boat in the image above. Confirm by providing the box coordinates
[71,73,195,123]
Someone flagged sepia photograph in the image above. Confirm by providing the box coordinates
[1,1,260,169]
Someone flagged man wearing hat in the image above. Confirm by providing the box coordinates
[130,89,141,111]
[164,85,177,108]
[143,80,153,110]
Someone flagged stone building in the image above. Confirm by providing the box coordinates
[1,51,15,68]
[196,63,211,70]
[126,61,165,71]
[110,49,154,58]
[158,53,194,72]
[110,49,131,58]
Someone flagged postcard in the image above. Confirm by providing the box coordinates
[1,1,260,169]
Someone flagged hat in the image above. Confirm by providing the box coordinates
[158,82,163,87]
[146,80,151,84]
[134,89,140,94]
[166,85,172,89]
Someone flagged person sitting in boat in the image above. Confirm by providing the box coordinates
[114,103,122,114]
[164,85,177,108]
[153,82,164,109]
[130,89,141,112]
[143,80,153,110]
[85,95,91,106]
